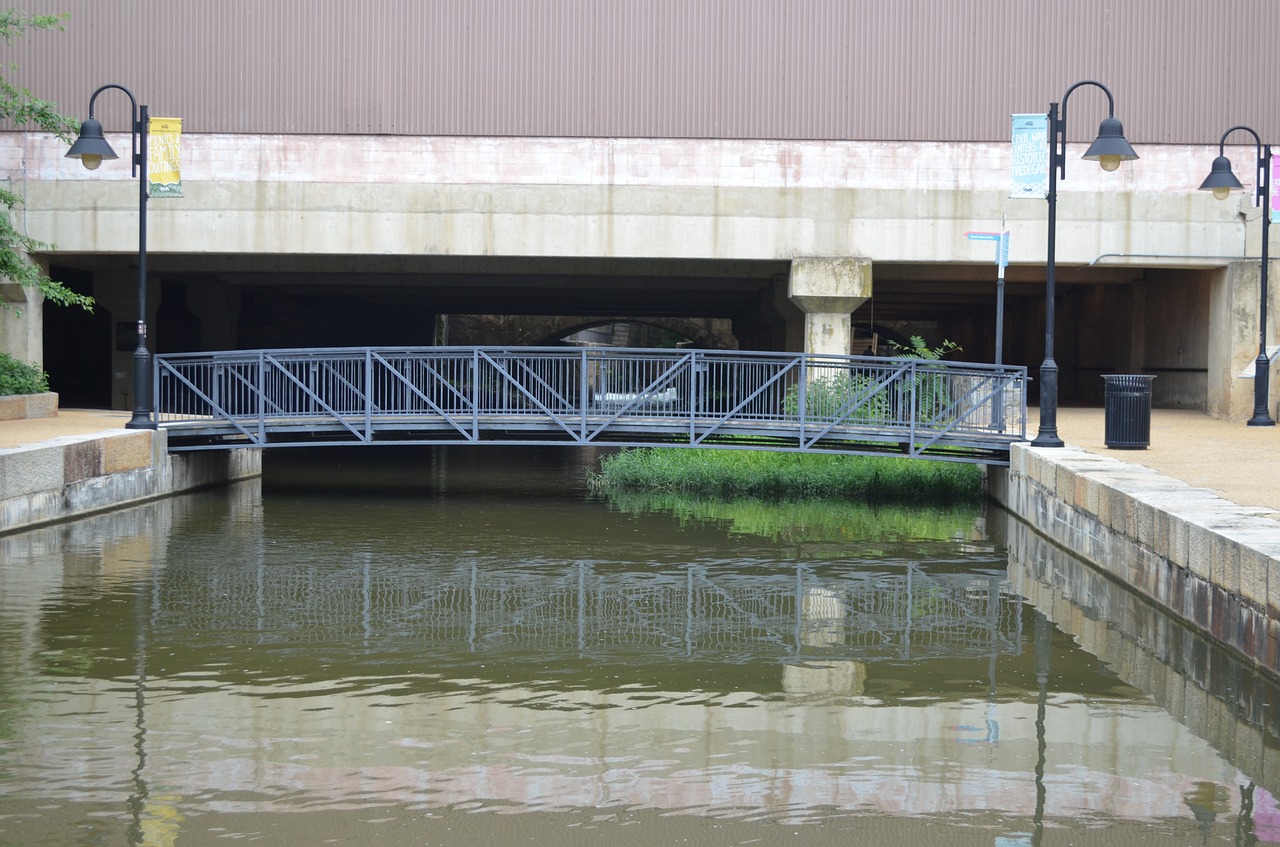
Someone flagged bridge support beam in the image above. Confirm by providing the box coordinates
[787,257,871,357]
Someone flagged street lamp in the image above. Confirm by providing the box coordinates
[1032,80,1139,447]
[1198,127,1275,427]
[65,84,152,429]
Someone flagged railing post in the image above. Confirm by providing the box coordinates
[579,348,588,440]
[908,359,918,451]
[798,354,807,440]
[470,348,479,439]
[211,359,222,419]
[365,348,373,440]
[689,349,699,442]
[256,349,266,443]
[150,355,160,428]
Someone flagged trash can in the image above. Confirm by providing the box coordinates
[1101,374,1156,449]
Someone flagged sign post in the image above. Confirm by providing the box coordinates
[966,230,1010,366]
[967,229,1012,432]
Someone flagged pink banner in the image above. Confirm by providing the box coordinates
[1272,155,1279,223]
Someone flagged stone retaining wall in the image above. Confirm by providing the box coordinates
[1004,515,1280,796]
[0,392,57,421]
[1,428,261,534]
[989,443,1280,678]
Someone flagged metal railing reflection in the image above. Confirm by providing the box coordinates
[151,560,1023,664]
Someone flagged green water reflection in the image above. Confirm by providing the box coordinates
[0,447,1272,846]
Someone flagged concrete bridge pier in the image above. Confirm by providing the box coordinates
[787,257,872,357]
[1208,259,1280,421]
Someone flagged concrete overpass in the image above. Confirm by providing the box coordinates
[3,132,1265,419]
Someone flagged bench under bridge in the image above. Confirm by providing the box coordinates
[153,346,1028,464]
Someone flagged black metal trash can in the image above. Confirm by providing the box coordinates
[1102,374,1156,449]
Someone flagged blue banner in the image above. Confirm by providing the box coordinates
[1011,113,1049,200]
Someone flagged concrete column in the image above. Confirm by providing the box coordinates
[0,281,44,367]
[787,257,872,356]
[94,270,160,411]
[187,282,241,350]
[1207,260,1280,420]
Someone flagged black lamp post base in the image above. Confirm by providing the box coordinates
[1248,353,1273,426]
[1031,430,1066,448]
[125,348,152,430]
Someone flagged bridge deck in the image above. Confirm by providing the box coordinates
[153,346,1028,464]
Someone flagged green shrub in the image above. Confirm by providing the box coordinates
[0,353,50,396]
[782,372,890,422]
[781,337,963,424]
[887,336,963,420]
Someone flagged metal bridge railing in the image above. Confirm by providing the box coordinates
[153,346,1027,462]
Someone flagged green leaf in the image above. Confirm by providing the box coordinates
[0,9,93,313]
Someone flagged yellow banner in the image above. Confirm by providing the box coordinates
[148,117,182,198]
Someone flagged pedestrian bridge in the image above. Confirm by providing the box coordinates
[152,346,1028,464]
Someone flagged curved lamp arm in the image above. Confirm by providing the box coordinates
[1052,79,1137,179]
[66,83,141,175]
[1199,126,1266,203]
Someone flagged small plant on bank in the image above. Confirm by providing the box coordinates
[0,352,50,396]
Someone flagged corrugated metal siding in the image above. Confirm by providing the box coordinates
[2,0,1276,143]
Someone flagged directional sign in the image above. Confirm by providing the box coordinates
[967,231,1011,269]
[968,229,1012,365]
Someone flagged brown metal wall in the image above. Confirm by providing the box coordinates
[4,0,1276,143]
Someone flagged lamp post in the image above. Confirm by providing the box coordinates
[1198,127,1275,427]
[65,84,151,429]
[1032,80,1139,447]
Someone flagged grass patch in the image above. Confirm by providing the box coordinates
[588,447,983,504]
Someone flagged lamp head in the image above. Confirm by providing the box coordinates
[1197,155,1243,201]
[65,117,119,171]
[1082,115,1139,172]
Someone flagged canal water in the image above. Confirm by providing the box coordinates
[0,446,1276,846]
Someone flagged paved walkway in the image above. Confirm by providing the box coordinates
[4,405,1280,521]
[1033,407,1280,521]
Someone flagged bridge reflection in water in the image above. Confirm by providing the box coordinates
[153,346,1027,463]
[0,473,1270,844]
[157,559,1021,669]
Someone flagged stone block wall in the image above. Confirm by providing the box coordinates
[989,443,1280,677]
[1,428,261,534]
[1005,516,1280,795]
[0,392,57,421]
